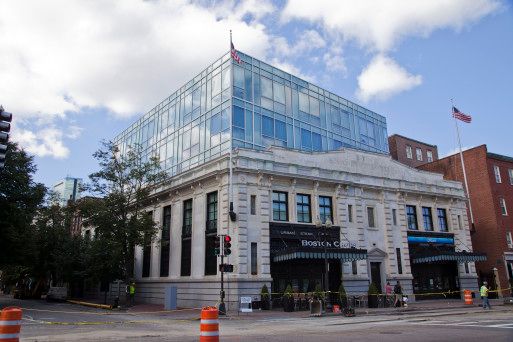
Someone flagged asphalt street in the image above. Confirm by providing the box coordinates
[2,296,512,341]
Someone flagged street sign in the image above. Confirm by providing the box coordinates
[219,264,234,273]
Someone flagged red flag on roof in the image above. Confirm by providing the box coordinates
[452,106,472,123]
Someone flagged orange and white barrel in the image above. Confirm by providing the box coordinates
[200,306,219,342]
[464,290,473,305]
[0,307,22,342]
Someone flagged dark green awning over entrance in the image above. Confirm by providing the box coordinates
[412,251,487,264]
[273,247,367,263]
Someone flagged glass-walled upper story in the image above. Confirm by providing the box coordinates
[232,51,388,154]
[113,50,389,177]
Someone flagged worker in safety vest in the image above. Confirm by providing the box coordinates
[480,281,491,310]
[129,282,136,307]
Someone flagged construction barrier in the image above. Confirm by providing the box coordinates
[200,306,219,342]
[0,307,22,342]
[464,290,473,305]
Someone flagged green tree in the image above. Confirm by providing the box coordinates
[82,141,167,283]
[0,142,46,270]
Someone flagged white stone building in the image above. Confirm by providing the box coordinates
[134,146,483,308]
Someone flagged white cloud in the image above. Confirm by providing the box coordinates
[0,0,275,158]
[12,126,70,159]
[273,30,326,57]
[282,0,502,52]
[356,55,422,102]
[0,0,272,119]
[323,46,346,75]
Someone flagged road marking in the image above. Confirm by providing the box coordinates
[487,323,513,328]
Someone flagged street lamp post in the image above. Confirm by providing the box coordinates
[315,217,332,311]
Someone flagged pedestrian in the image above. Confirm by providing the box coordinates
[394,281,403,307]
[480,281,491,310]
[385,281,393,307]
[129,281,136,307]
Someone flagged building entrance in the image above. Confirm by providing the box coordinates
[411,262,460,300]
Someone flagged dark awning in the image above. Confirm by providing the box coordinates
[412,251,487,264]
[273,247,367,263]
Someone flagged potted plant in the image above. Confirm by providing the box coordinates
[367,282,379,308]
[260,284,270,310]
[310,284,324,316]
[338,283,348,309]
[282,285,294,312]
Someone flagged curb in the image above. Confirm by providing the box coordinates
[67,300,113,310]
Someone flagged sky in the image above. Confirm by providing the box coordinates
[1,0,512,187]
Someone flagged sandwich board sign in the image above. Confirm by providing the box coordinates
[240,296,253,313]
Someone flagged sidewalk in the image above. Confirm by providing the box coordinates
[113,298,510,320]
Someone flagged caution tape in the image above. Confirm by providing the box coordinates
[258,287,513,298]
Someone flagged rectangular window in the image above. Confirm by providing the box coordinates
[500,197,508,216]
[142,211,153,278]
[406,205,418,230]
[422,207,433,231]
[160,206,171,277]
[457,215,463,230]
[507,232,513,248]
[205,192,218,276]
[509,169,513,185]
[416,148,423,161]
[367,207,375,228]
[427,150,433,163]
[352,260,358,275]
[494,165,502,183]
[437,208,448,232]
[319,196,333,224]
[251,242,258,275]
[406,145,413,159]
[348,204,353,223]
[464,262,469,274]
[181,199,193,276]
[250,195,256,215]
[262,115,274,137]
[396,248,403,275]
[296,194,311,223]
[392,209,397,226]
[272,191,288,221]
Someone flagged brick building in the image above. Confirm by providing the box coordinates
[419,145,513,296]
[388,134,438,168]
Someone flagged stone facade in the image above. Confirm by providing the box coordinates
[134,146,478,309]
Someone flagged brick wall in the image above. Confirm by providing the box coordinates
[419,145,513,294]
[388,134,438,168]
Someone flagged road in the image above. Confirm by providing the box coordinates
[2,296,512,341]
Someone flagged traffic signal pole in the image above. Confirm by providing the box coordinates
[219,252,226,315]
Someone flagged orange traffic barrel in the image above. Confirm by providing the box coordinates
[464,290,473,305]
[0,307,22,342]
[200,306,219,342]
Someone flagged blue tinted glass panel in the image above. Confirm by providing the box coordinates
[234,65,244,88]
[261,77,272,99]
[275,120,286,141]
[221,109,229,130]
[312,132,322,151]
[262,116,274,137]
[301,129,311,149]
[210,114,221,135]
[233,106,245,128]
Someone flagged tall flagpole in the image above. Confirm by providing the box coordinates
[229,30,234,228]
[451,99,475,226]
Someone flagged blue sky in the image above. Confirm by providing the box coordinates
[1,0,511,187]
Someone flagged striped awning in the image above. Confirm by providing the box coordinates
[273,247,367,263]
[412,251,487,264]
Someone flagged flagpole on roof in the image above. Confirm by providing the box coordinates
[451,99,475,226]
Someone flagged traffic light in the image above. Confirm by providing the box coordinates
[214,235,221,256]
[223,235,232,256]
[0,105,12,169]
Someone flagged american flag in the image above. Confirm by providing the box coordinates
[452,106,472,123]
[231,42,241,64]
